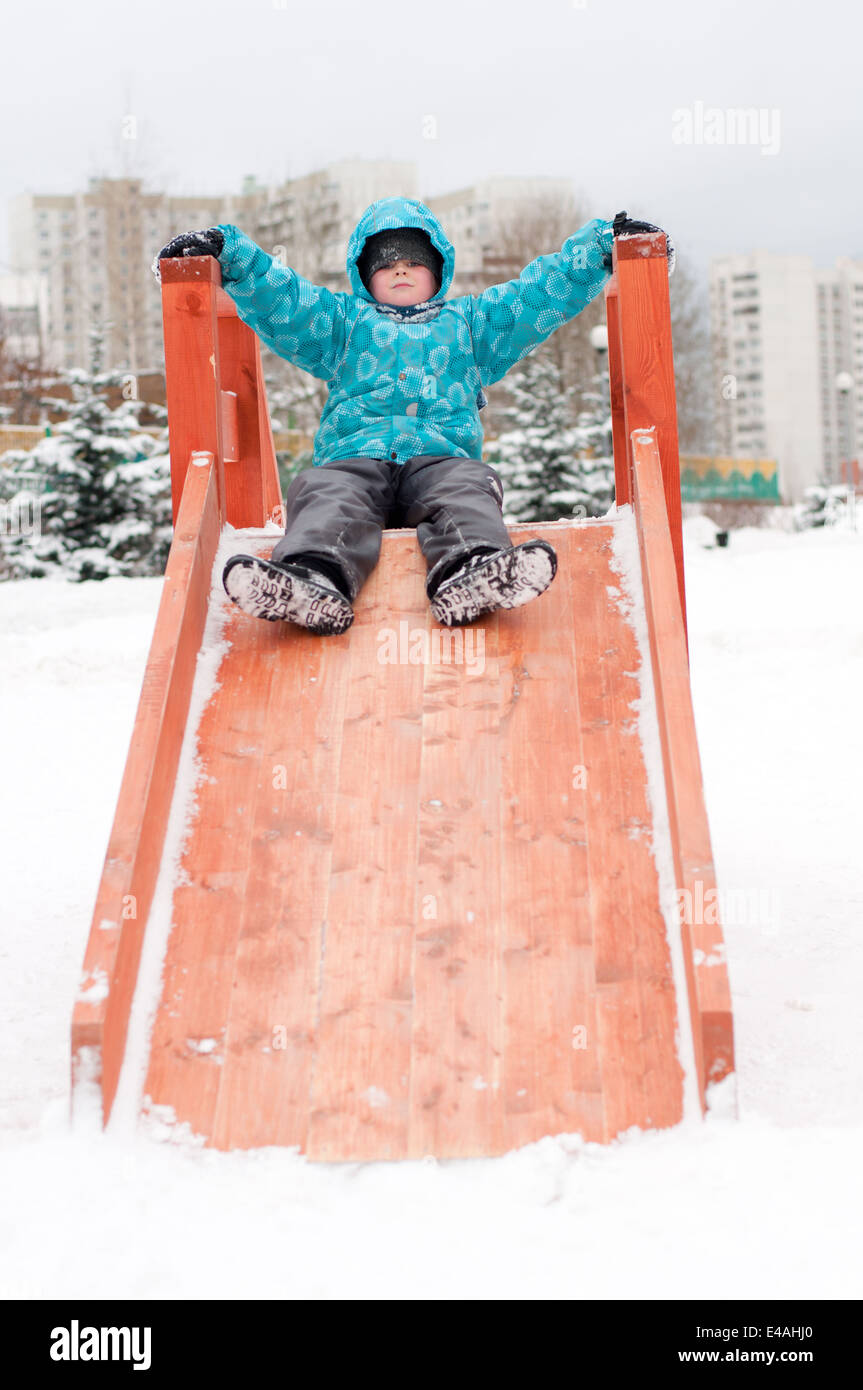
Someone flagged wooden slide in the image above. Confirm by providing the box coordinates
[70,234,734,1160]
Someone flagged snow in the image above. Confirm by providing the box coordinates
[610,504,702,1122]
[1,516,861,1299]
[111,533,233,1137]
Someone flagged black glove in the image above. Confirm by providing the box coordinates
[150,227,225,282]
[610,210,675,276]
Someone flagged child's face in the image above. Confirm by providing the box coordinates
[369,258,438,306]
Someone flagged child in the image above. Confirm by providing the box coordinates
[154,201,672,634]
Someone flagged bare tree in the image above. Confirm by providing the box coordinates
[476,192,614,436]
[257,183,343,441]
[482,193,712,454]
[255,185,713,460]
[668,254,713,454]
[0,327,56,425]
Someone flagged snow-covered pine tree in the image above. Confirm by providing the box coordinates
[0,325,172,581]
[570,363,615,517]
[487,349,614,524]
[793,483,850,530]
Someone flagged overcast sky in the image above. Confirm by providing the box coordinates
[2,0,860,281]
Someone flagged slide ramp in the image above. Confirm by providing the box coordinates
[71,237,735,1159]
[143,516,686,1158]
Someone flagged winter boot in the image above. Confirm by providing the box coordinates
[222,554,354,635]
[429,539,557,628]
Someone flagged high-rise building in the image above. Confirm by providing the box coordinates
[0,273,48,362]
[251,159,418,278]
[710,250,863,502]
[815,257,863,484]
[8,165,596,390]
[425,175,579,289]
[8,165,418,374]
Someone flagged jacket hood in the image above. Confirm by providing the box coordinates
[346,196,455,303]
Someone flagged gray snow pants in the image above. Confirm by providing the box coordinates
[270,454,512,603]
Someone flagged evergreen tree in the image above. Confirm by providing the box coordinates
[487,350,614,523]
[569,361,615,518]
[0,326,172,581]
[794,483,850,530]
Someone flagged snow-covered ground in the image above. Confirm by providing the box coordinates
[1,517,861,1300]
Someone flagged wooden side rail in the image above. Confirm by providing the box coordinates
[158,257,282,529]
[606,233,687,646]
[631,427,735,1104]
[70,451,221,1125]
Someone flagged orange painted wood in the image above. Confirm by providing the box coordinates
[631,428,735,1101]
[216,287,238,318]
[137,519,695,1156]
[305,543,427,1160]
[610,233,687,644]
[216,314,283,528]
[143,602,281,1139]
[408,576,506,1157]
[255,333,284,525]
[70,451,220,1123]
[605,277,630,508]
[210,602,353,1150]
[159,258,226,522]
[160,256,282,530]
[220,390,239,462]
[498,528,602,1147]
[570,522,684,1136]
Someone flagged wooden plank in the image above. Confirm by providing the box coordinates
[585,524,684,1131]
[498,524,603,1149]
[220,390,239,463]
[210,550,354,1152]
[305,534,427,1160]
[71,451,220,1123]
[217,316,282,529]
[569,523,650,1138]
[632,428,735,1104]
[159,258,226,521]
[142,590,281,1140]
[408,572,505,1158]
[605,277,630,507]
[613,233,687,642]
[253,335,284,525]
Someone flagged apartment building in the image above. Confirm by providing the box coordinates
[9,164,594,390]
[0,273,49,361]
[7,164,422,374]
[425,175,578,289]
[816,257,863,482]
[9,178,261,374]
[710,250,863,502]
[252,159,418,279]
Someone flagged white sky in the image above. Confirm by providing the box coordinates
[2,0,861,278]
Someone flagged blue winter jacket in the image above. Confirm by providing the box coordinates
[216,196,614,466]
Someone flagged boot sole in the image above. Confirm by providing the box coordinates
[430,540,557,628]
[223,555,354,635]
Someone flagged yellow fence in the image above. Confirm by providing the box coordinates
[0,426,46,456]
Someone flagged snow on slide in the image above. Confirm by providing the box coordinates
[106,511,703,1159]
